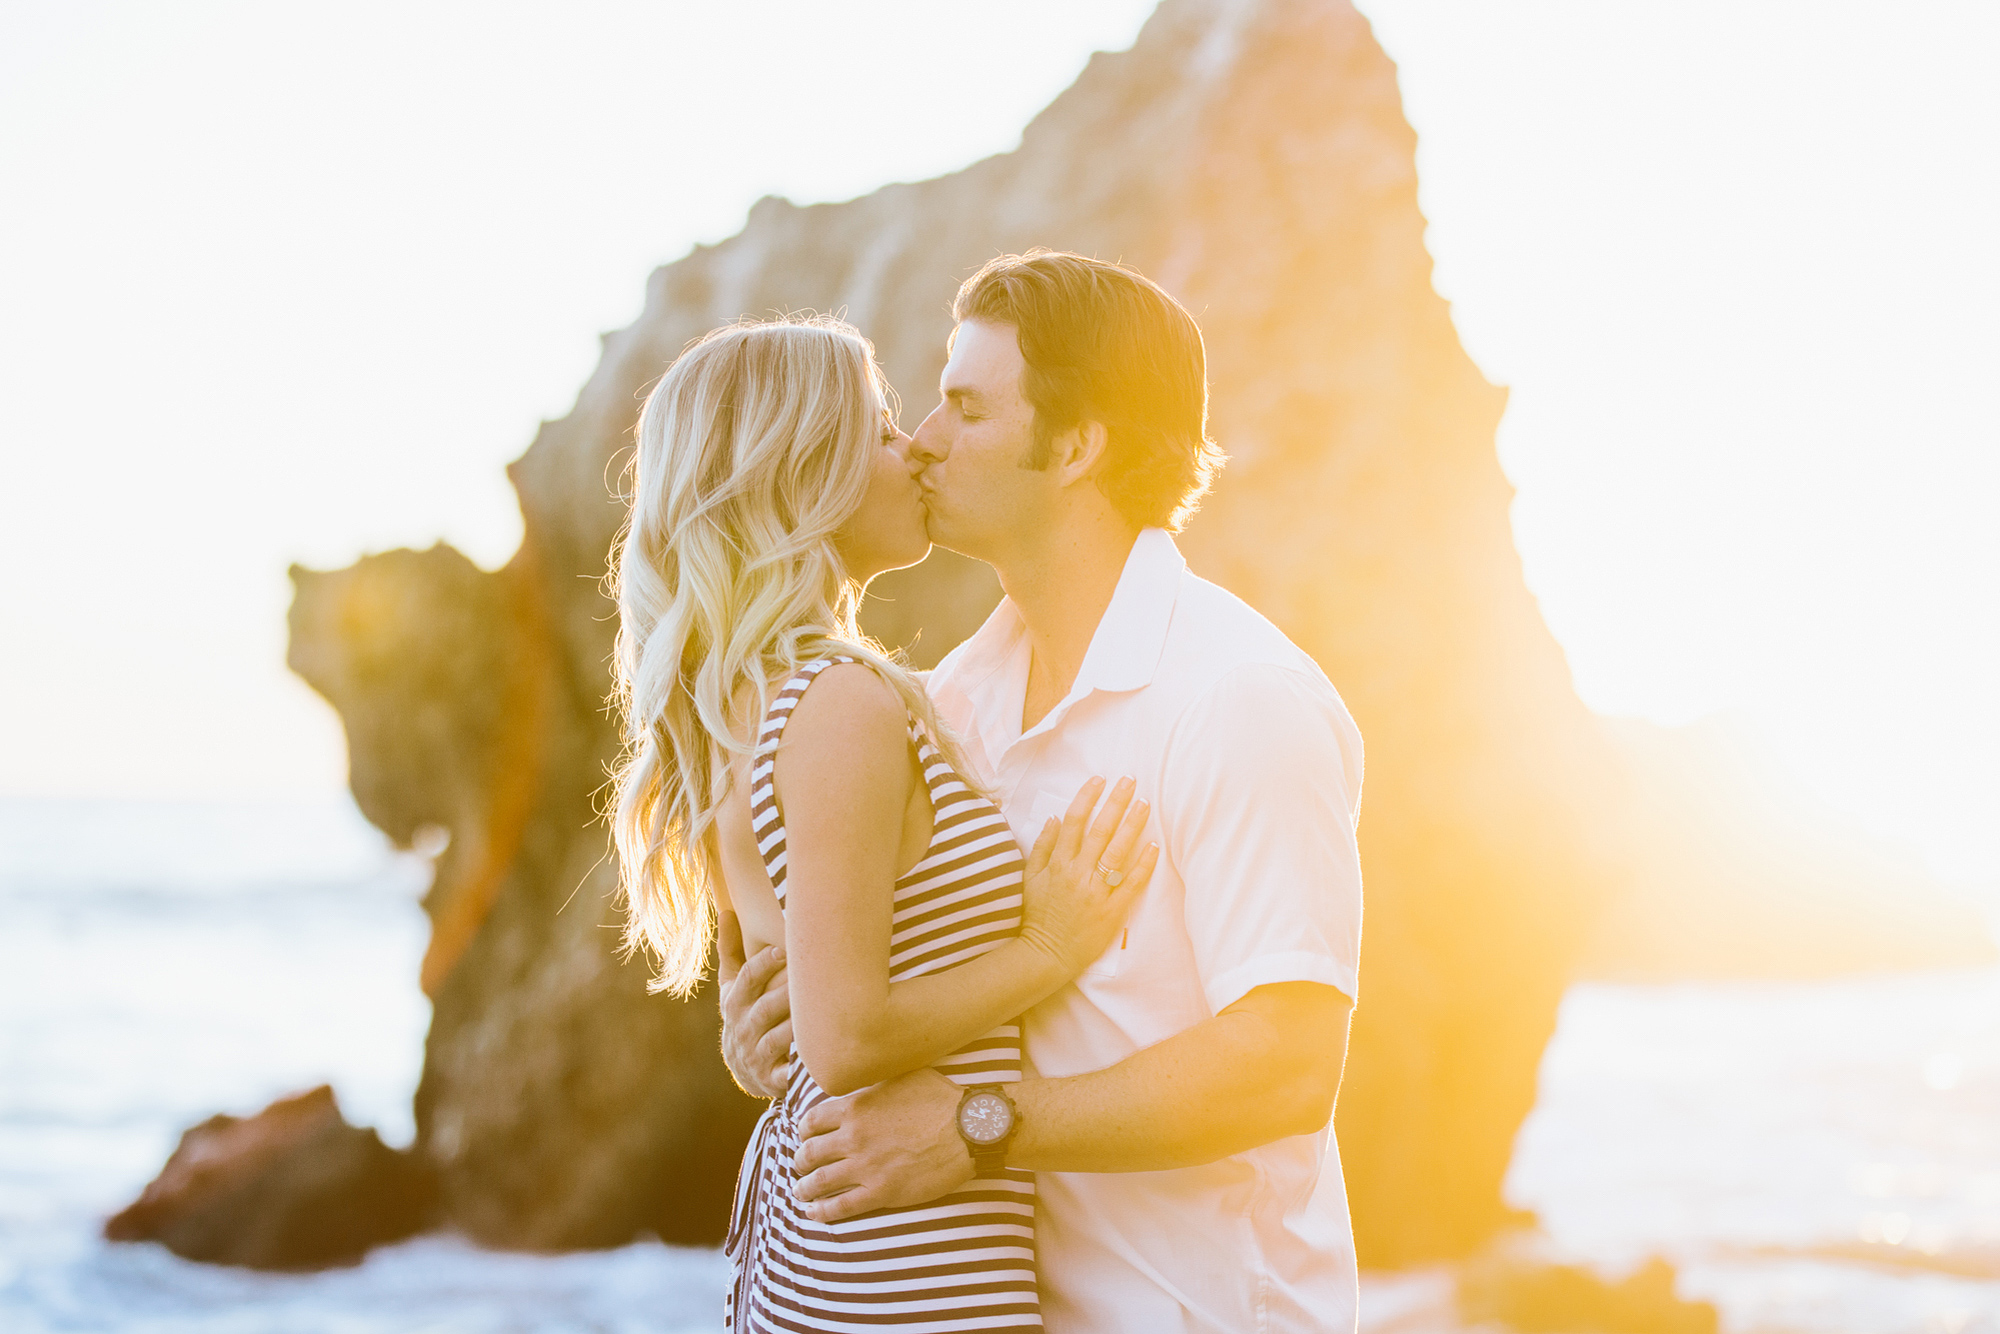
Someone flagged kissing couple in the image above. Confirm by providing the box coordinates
[609,250,1365,1333]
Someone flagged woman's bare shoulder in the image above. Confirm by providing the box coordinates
[780,661,908,753]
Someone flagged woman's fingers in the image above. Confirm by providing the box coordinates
[1095,795,1151,881]
[1106,843,1161,907]
[1077,778,1137,869]
[1024,816,1060,877]
[1057,777,1108,860]
[1067,843,1157,970]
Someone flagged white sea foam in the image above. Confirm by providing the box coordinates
[1,798,1995,1332]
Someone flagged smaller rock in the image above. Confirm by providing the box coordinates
[1458,1247,1718,1334]
[105,1085,436,1269]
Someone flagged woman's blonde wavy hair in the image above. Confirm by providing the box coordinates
[608,314,954,997]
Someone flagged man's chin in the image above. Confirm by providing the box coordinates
[921,516,973,561]
[920,506,984,562]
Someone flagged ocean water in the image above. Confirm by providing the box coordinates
[1,798,1995,1333]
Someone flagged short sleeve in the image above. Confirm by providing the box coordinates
[1160,661,1364,1014]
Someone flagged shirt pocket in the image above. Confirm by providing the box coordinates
[1021,787,1124,980]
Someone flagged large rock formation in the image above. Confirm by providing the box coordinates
[260,0,1980,1271]
[276,0,1612,1266]
[286,545,764,1249]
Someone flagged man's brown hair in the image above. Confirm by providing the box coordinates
[953,250,1225,531]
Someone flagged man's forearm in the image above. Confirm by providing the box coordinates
[789,983,1351,1222]
[1008,982,1351,1174]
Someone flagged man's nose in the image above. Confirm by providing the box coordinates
[910,405,947,464]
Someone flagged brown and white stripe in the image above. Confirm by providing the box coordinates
[725,656,1039,1333]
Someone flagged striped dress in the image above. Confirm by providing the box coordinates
[725,656,1040,1333]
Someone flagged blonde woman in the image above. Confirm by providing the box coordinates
[609,316,1157,1333]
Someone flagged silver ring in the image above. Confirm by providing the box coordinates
[1096,862,1124,888]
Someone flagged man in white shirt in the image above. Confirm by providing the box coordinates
[719,250,1365,1333]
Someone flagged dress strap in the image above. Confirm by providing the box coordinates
[747,656,857,900]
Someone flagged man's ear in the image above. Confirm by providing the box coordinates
[1053,420,1110,487]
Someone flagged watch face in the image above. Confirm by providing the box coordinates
[958,1091,1013,1145]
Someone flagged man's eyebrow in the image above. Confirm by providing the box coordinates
[944,386,984,404]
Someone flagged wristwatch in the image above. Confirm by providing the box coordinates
[954,1083,1021,1177]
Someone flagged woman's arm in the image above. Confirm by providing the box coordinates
[778,664,1153,1097]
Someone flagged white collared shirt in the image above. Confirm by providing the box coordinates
[927,528,1365,1334]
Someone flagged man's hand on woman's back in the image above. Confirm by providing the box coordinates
[718,911,792,1099]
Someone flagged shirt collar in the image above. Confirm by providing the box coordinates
[1068,527,1183,697]
[930,528,1185,756]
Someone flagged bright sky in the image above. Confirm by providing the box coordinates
[2,2,1994,885]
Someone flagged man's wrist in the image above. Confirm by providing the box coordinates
[990,1076,1058,1172]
